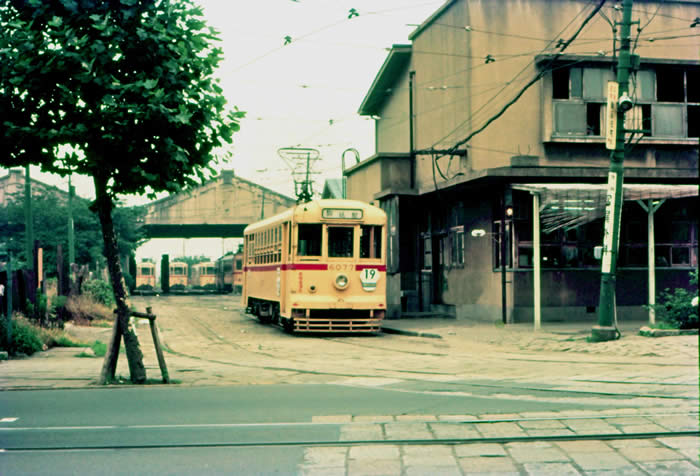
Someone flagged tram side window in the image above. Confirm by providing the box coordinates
[328,227,354,258]
[360,225,382,259]
[298,224,322,256]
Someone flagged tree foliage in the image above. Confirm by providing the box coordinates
[0,0,243,383]
[1,0,243,193]
[0,192,145,272]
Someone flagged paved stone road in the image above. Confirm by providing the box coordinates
[1,294,697,475]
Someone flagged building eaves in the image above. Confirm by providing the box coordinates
[407,0,456,41]
[358,44,412,117]
[535,54,700,68]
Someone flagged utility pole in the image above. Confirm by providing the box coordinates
[24,165,34,270]
[593,0,637,342]
[68,175,75,267]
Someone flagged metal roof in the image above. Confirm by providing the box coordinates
[512,183,698,233]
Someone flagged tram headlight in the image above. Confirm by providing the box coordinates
[334,273,349,290]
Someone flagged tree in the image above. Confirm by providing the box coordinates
[1,0,243,383]
[0,193,145,274]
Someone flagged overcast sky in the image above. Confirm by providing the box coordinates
[1,0,444,260]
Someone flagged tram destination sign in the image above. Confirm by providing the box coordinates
[322,208,363,220]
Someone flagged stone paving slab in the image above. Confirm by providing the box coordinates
[296,411,699,475]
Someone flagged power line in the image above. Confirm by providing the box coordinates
[423,0,608,180]
[420,0,602,151]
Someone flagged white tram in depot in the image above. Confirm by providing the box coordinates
[242,199,387,333]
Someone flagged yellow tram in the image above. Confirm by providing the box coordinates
[191,262,216,289]
[169,261,188,288]
[135,261,156,289]
[242,199,386,333]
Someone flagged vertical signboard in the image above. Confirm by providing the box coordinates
[605,81,619,150]
[601,171,618,273]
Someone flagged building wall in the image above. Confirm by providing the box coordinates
[512,268,695,322]
[376,66,412,154]
[439,190,507,322]
[344,159,383,203]
[0,169,70,206]
[407,0,700,189]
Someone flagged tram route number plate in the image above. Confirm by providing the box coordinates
[360,268,380,291]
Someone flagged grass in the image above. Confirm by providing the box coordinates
[76,340,107,358]
[65,295,113,324]
[647,321,679,330]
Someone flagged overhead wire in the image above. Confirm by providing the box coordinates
[423,0,603,153]
[428,0,608,185]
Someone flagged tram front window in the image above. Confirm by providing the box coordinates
[298,224,322,256]
[328,227,354,258]
[360,225,382,259]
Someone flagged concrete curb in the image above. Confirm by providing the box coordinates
[639,326,699,337]
[381,327,443,339]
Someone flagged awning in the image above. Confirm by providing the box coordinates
[512,183,698,234]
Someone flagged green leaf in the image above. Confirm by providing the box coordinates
[48,16,63,28]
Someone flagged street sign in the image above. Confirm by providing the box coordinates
[605,81,619,150]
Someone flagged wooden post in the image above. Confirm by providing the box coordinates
[130,307,170,383]
[637,199,665,325]
[147,307,170,384]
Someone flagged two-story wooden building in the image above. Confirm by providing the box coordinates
[346,0,699,323]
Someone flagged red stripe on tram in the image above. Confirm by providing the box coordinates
[355,264,386,271]
[245,264,385,272]
[244,264,329,272]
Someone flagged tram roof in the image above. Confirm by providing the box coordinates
[244,199,386,234]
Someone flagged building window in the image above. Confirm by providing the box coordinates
[422,234,432,270]
[449,226,465,266]
[493,221,513,269]
[551,64,699,139]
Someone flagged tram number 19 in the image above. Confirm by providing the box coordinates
[360,268,379,284]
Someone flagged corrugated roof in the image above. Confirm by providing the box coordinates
[358,44,411,116]
[512,183,698,233]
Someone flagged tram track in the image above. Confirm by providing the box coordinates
[2,412,697,452]
[5,431,699,452]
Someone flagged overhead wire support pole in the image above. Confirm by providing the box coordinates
[593,0,636,342]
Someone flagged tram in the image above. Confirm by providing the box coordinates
[135,261,156,289]
[169,262,188,288]
[191,262,216,289]
[242,199,386,333]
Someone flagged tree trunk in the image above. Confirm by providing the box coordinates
[94,174,147,384]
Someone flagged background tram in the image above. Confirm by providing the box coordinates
[169,262,188,288]
[215,250,243,294]
[135,261,156,289]
[242,199,386,333]
[191,261,216,289]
